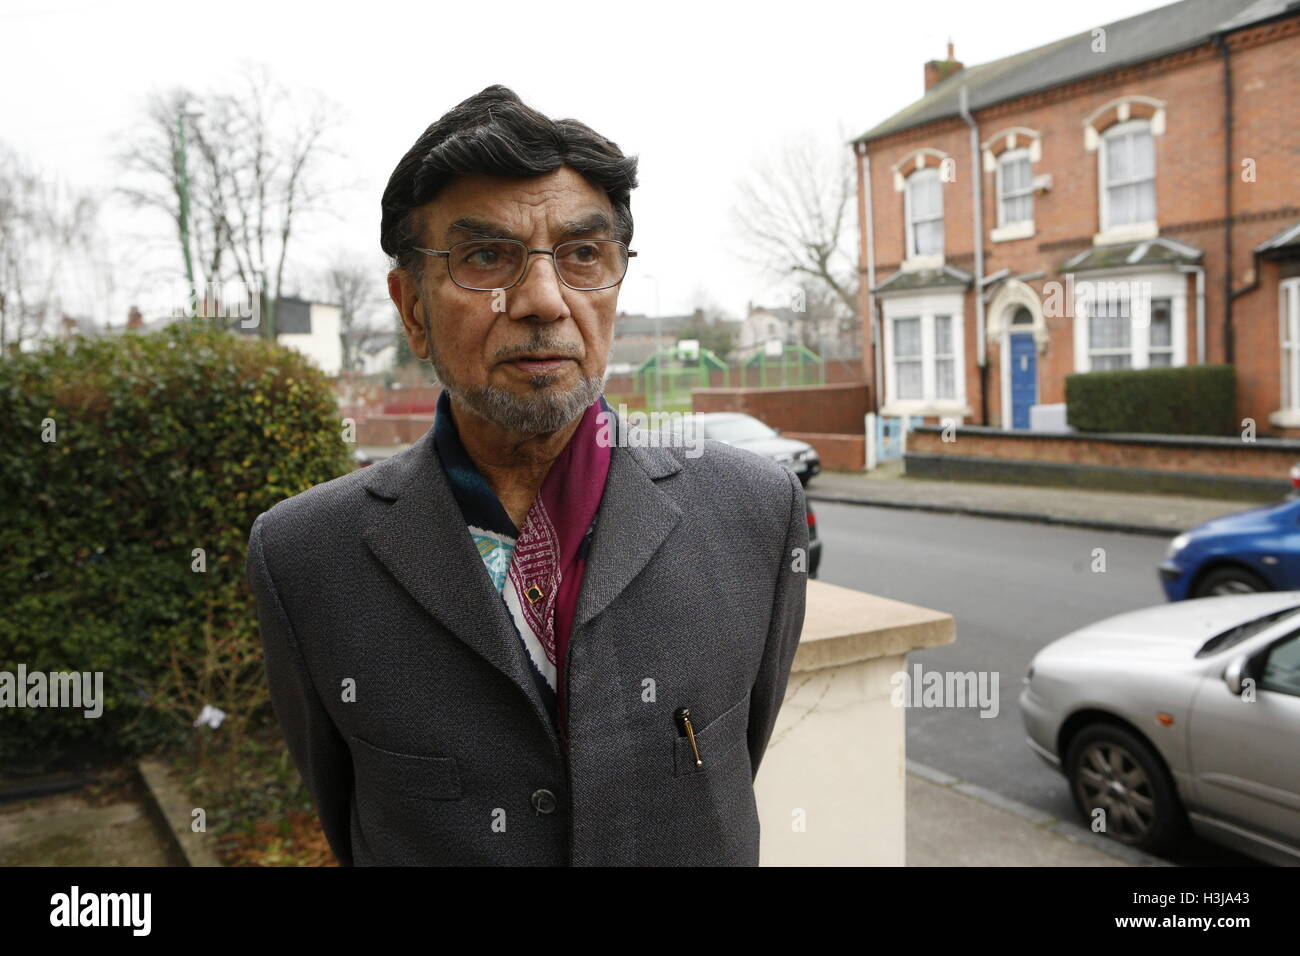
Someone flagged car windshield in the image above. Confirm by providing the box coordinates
[1195,605,1300,657]
[705,418,777,442]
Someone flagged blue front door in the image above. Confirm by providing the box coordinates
[1009,333,1038,429]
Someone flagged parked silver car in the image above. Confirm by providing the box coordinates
[1019,592,1300,865]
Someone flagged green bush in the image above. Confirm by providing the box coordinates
[0,319,351,767]
[1065,364,1236,436]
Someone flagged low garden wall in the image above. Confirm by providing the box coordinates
[905,425,1300,501]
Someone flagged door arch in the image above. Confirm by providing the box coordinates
[986,280,1047,430]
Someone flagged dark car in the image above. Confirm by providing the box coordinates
[806,500,822,579]
[681,412,821,486]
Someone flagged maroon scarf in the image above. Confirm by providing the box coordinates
[511,395,612,749]
[434,390,613,752]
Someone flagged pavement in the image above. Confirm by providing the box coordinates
[0,771,183,866]
[807,459,1261,537]
[906,761,1166,867]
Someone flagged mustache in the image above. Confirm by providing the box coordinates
[496,340,583,361]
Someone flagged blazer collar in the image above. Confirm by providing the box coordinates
[359,401,683,750]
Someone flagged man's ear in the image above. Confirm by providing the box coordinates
[389,268,431,360]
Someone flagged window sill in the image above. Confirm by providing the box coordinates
[1083,360,1187,373]
[900,254,944,273]
[1093,222,1158,246]
[991,221,1035,243]
[881,401,972,418]
[1269,409,1300,429]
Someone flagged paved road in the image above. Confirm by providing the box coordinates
[812,499,1259,865]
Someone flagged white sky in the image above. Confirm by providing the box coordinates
[2,0,1158,328]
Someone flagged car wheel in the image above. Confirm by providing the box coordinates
[1192,566,1268,598]
[1064,724,1187,854]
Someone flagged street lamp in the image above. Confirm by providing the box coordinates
[643,274,662,411]
[176,102,203,316]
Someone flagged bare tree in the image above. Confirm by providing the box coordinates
[0,144,100,351]
[116,63,343,335]
[792,276,856,356]
[730,130,859,349]
[321,255,388,373]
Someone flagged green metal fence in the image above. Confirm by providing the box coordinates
[630,342,826,411]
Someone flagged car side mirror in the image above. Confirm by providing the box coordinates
[1224,654,1250,695]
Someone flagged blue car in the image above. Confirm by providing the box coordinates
[1159,495,1300,600]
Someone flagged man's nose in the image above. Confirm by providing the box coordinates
[507,252,569,321]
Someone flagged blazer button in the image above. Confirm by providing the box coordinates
[531,788,557,814]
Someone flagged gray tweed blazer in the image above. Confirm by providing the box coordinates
[246,407,808,866]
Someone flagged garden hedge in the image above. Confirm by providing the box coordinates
[1064,364,1236,436]
[0,319,351,767]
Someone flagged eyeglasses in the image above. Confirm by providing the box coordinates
[413,238,636,292]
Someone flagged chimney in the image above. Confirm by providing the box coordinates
[924,40,963,92]
[127,306,144,331]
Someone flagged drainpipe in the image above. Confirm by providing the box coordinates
[1229,248,1263,313]
[1217,34,1235,365]
[855,141,881,414]
[1177,264,1206,364]
[959,85,988,424]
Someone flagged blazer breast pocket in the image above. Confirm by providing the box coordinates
[350,734,462,801]
[672,688,752,777]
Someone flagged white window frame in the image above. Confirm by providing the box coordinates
[934,313,956,400]
[903,167,944,268]
[891,316,923,401]
[1096,119,1158,244]
[880,292,968,415]
[1070,271,1187,373]
[1278,278,1300,424]
[992,148,1035,242]
[1146,296,1175,367]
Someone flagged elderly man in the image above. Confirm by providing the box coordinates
[246,85,809,866]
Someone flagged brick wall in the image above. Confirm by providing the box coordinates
[784,432,865,471]
[691,383,870,434]
[908,426,1300,479]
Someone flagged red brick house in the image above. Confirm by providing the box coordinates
[852,0,1300,436]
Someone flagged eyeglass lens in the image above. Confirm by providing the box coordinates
[449,239,628,290]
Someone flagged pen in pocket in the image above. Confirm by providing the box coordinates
[675,707,703,768]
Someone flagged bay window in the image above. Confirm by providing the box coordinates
[1072,274,1186,373]
[881,293,966,413]
[1282,278,1300,413]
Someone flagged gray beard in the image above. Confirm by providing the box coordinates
[427,331,604,434]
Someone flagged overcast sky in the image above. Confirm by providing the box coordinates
[3,0,1161,327]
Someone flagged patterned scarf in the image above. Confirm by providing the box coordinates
[432,388,613,752]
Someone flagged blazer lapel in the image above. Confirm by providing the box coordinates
[360,427,558,748]
[573,407,683,631]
